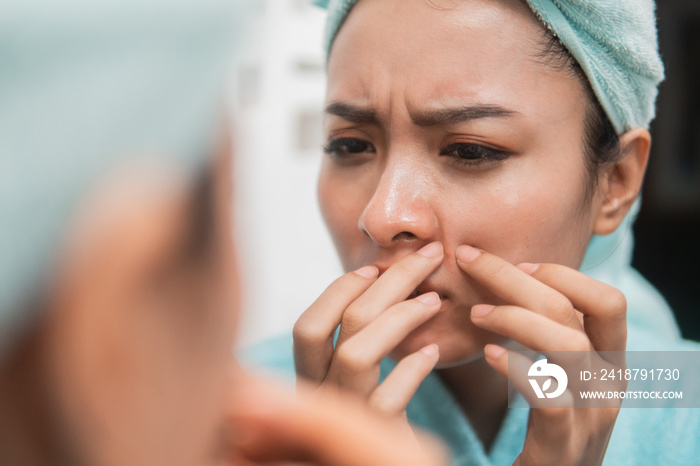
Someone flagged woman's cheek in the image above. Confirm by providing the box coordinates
[441,169,589,267]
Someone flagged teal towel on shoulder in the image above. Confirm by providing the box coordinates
[244,329,700,466]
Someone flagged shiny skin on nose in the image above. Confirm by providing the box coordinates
[358,162,438,247]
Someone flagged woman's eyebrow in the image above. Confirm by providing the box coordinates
[325,102,380,125]
[411,105,519,127]
[324,102,518,127]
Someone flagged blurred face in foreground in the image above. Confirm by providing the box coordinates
[15,146,241,466]
[0,141,451,466]
[318,0,623,365]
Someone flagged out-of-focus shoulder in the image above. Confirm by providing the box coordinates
[237,333,296,381]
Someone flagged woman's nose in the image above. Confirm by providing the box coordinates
[358,164,438,247]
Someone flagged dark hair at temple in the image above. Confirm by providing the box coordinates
[185,164,216,261]
[535,30,623,201]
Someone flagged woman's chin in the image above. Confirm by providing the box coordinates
[388,321,507,368]
[388,334,490,368]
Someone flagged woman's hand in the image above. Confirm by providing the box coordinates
[293,241,445,418]
[456,245,627,466]
[225,374,449,466]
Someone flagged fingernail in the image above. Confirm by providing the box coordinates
[417,242,443,258]
[517,263,540,275]
[415,291,440,306]
[484,344,506,360]
[420,343,439,357]
[471,304,494,318]
[456,245,481,263]
[354,265,378,279]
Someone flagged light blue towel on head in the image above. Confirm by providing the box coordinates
[524,0,664,133]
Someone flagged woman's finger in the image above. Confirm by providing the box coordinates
[293,265,378,384]
[228,376,449,466]
[518,263,627,352]
[471,304,594,354]
[336,241,444,343]
[326,292,443,395]
[456,246,582,330]
[368,344,440,416]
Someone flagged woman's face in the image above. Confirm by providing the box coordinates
[45,155,240,465]
[318,0,605,365]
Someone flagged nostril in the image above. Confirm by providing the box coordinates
[357,186,438,247]
[392,231,418,242]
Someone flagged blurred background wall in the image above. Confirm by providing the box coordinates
[232,0,338,349]
[233,0,700,349]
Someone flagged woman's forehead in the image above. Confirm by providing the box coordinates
[329,0,542,66]
[326,0,579,119]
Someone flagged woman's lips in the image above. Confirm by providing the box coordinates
[374,264,449,301]
[408,285,448,301]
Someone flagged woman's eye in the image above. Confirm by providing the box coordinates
[440,143,509,166]
[323,137,375,159]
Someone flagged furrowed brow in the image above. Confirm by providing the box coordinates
[325,102,380,125]
[411,105,518,127]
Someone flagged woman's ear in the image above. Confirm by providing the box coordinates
[593,128,651,235]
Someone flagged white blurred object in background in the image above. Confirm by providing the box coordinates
[232,1,340,349]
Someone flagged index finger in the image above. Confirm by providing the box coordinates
[337,241,444,342]
[519,263,627,352]
[294,265,379,383]
[455,245,582,330]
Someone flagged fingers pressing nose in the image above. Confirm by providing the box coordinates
[358,167,438,247]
